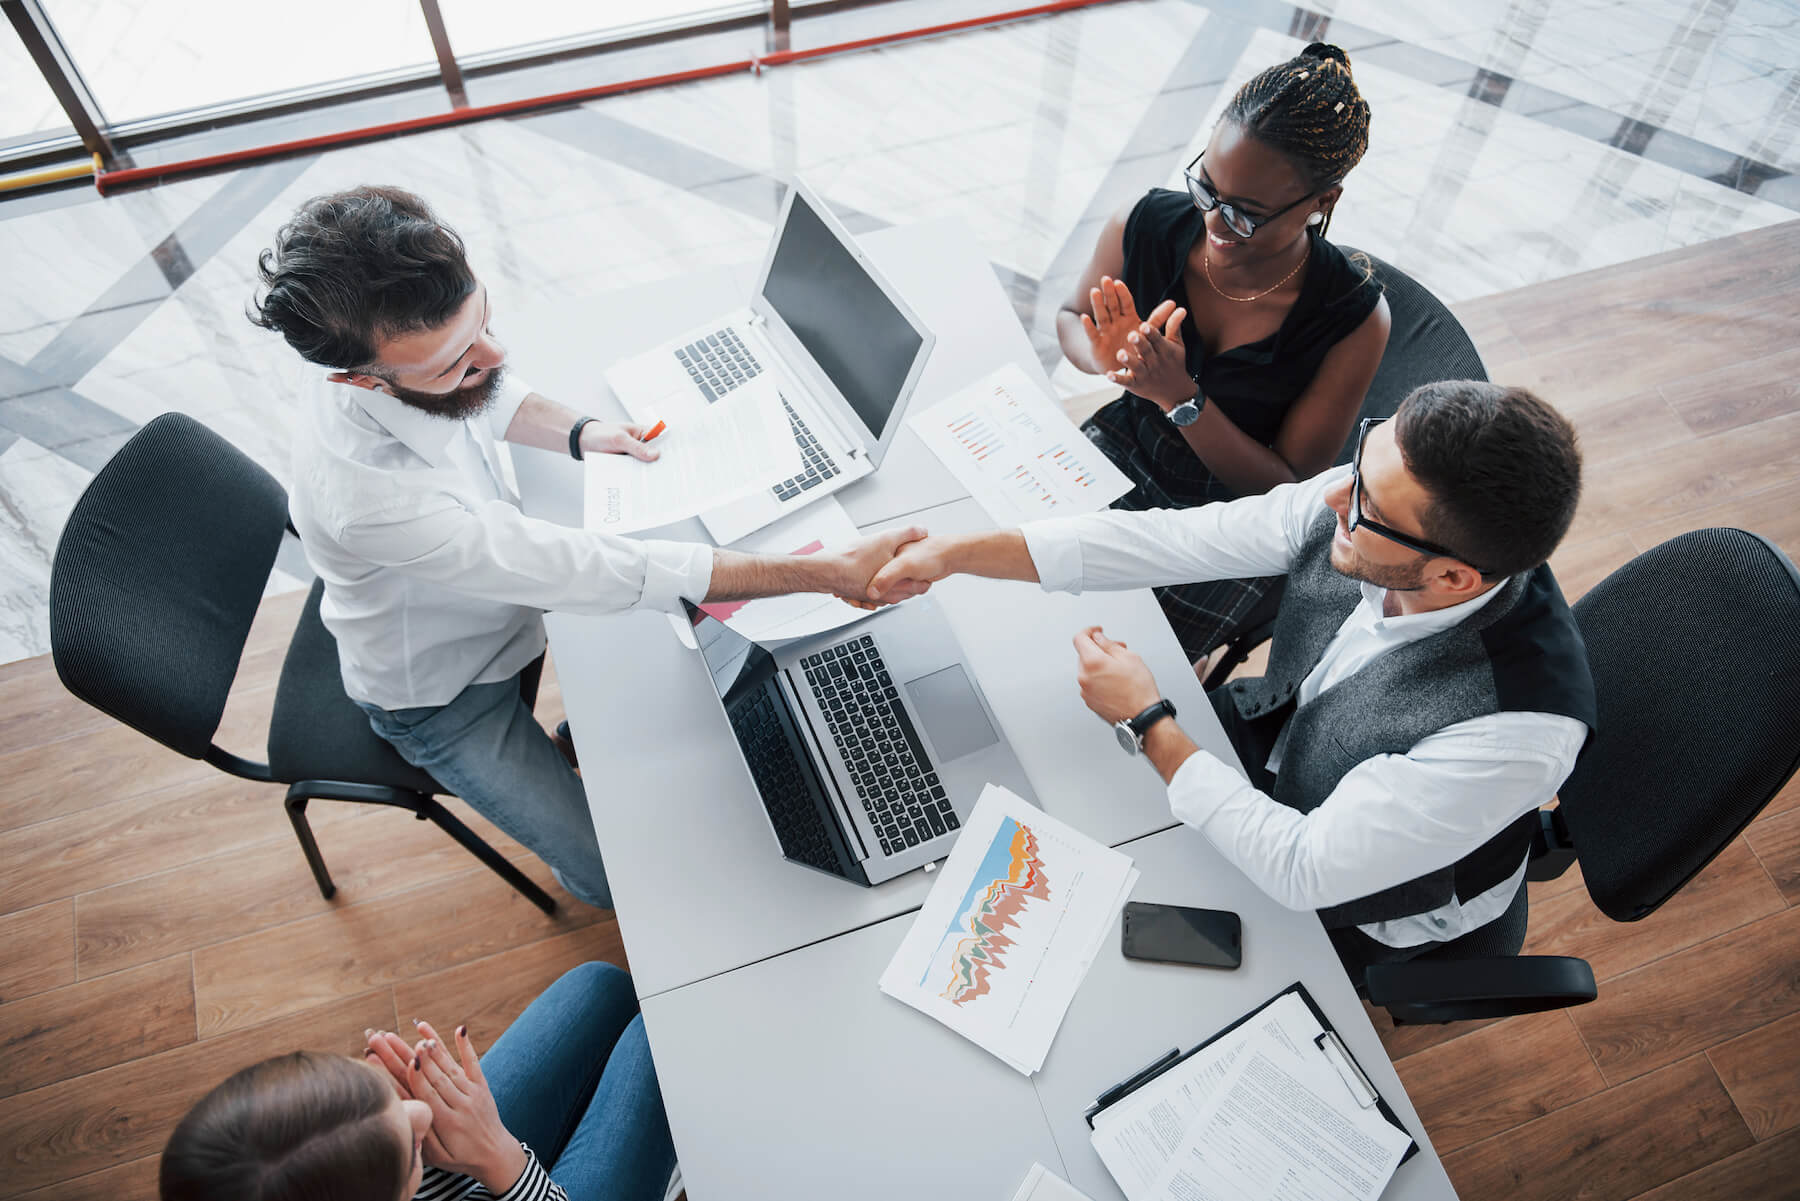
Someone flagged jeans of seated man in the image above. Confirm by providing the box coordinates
[357,668,611,907]
[484,962,677,1199]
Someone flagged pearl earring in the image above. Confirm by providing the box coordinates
[1307,211,1325,227]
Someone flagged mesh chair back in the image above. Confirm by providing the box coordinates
[1561,528,1800,921]
[1334,250,1488,465]
[50,414,289,759]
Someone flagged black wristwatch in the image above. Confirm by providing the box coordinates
[1115,699,1178,756]
[1166,387,1205,427]
[569,416,598,460]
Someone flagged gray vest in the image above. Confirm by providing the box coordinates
[1223,510,1596,927]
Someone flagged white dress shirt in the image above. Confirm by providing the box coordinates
[1021,467,1587,947]
[289,370,713,711]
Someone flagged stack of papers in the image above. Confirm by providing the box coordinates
[878,785,1138,1075]
[582,384,800,534]
[908,363,1131,525]
[1091,992,1411,1201]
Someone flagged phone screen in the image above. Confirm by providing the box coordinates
[1121,901,1243,969]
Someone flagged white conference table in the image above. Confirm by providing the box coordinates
[507,217,1455,1199]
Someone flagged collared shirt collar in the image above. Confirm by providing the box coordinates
[1358,575,1512,635]
[333,379,465,470]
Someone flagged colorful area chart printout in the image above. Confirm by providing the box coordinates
[907,363,1132,526]
[878,784,1139,1074]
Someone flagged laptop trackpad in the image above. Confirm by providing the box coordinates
[904,664,997,763]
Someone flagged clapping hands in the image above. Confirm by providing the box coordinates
[365,1020,527,1193]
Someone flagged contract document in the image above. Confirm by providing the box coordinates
[582,385,801,534]
[1090,989,1410,1201]
[1142,1042,1410,1201]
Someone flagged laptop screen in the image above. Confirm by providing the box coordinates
[692,606,775,708]
[761,192,926,439]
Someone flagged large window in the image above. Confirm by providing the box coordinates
[438,0,754,60]
[41,0,437,124]
[0,20,73,146]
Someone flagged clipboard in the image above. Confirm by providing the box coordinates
[1082,981,1418,1165]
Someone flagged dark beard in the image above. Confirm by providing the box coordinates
[384,365,504,421]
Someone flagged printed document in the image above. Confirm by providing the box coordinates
[697,499,881,643]
[583,384,801,534]
[909,363,1131,525]
[1141,1040,1411,1201]
[878,784,1138,1075]
[1090,991,1329,1197]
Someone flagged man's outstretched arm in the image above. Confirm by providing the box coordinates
[709,525,933,606]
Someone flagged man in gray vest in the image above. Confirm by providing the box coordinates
[868,381,1592,977]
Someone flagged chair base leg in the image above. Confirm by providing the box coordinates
[285,795,337,900]
[420,799,558,915]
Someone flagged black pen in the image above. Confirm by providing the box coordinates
[1093,1047,1181,1112]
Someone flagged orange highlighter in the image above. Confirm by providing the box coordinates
[642,419,668,443]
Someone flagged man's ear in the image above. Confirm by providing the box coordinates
[1432,560,1486,597]
[329,371,390,394]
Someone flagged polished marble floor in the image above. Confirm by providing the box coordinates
[3,0,1798,663]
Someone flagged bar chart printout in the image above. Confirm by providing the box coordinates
[878,785,1138,1074]
[909,364,1132,525]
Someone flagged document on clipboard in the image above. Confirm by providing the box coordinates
[1087,983,1414,1201]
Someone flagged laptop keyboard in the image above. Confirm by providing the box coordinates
[676,328,762,402]
[773,398,841,500]
[728,690,842,875]
[674,327,841,503]
[802,633,959,858]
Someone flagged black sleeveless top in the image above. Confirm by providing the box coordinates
[1083,188,1383,509]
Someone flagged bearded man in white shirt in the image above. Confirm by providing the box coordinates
[254,186,925,909]
[869,381,1593,980]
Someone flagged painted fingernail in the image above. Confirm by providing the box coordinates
[411,1056,420,1070]
[457,1025,467,1038]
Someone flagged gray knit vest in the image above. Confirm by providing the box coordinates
[1222,509,1596,928]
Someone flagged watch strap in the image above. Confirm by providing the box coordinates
[1126,699,1177,738]
[569,417,597,460]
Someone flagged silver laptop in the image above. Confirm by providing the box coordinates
[688,596,1035,886]
[605,179,936,545]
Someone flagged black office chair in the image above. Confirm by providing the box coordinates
[49,413,557,914]
[1202,250,1487,688]
[1365,528,1800,1022]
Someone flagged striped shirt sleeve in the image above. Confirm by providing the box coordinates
[414,1146,566,1201]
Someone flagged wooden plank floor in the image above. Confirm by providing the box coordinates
[3,221,1798,1199]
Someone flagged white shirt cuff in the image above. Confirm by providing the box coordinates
[1166,746,1255,829]
[487,371,535,441]
[1020,519,1083,593]
[640,539,714,610]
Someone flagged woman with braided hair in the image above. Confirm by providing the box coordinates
[1060,42,1390,666]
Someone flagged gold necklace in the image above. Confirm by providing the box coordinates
[1203,241,1310,303]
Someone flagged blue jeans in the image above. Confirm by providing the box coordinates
[358,670,612,907]
[484,963,677,1201]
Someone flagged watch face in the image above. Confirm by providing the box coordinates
[1169,399,1200,427]
[1114,722,1139,755]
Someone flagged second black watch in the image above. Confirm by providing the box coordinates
[1114,699,1178,756]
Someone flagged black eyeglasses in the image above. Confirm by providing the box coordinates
[1349,418,1490,575]
[1183,150,1315,240]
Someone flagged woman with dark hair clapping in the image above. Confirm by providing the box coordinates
[1062,43,1391,665]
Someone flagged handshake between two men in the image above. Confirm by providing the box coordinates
[824,527,1174,747]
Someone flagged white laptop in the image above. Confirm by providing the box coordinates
[604,179,936,545]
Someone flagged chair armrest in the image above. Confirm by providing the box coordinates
[1365,955,1597,1025]
[1526,806,1578,882]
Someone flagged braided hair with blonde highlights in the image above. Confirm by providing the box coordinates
[1222,42,1371,237]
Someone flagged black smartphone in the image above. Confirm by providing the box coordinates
[1121,901,1242,969]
